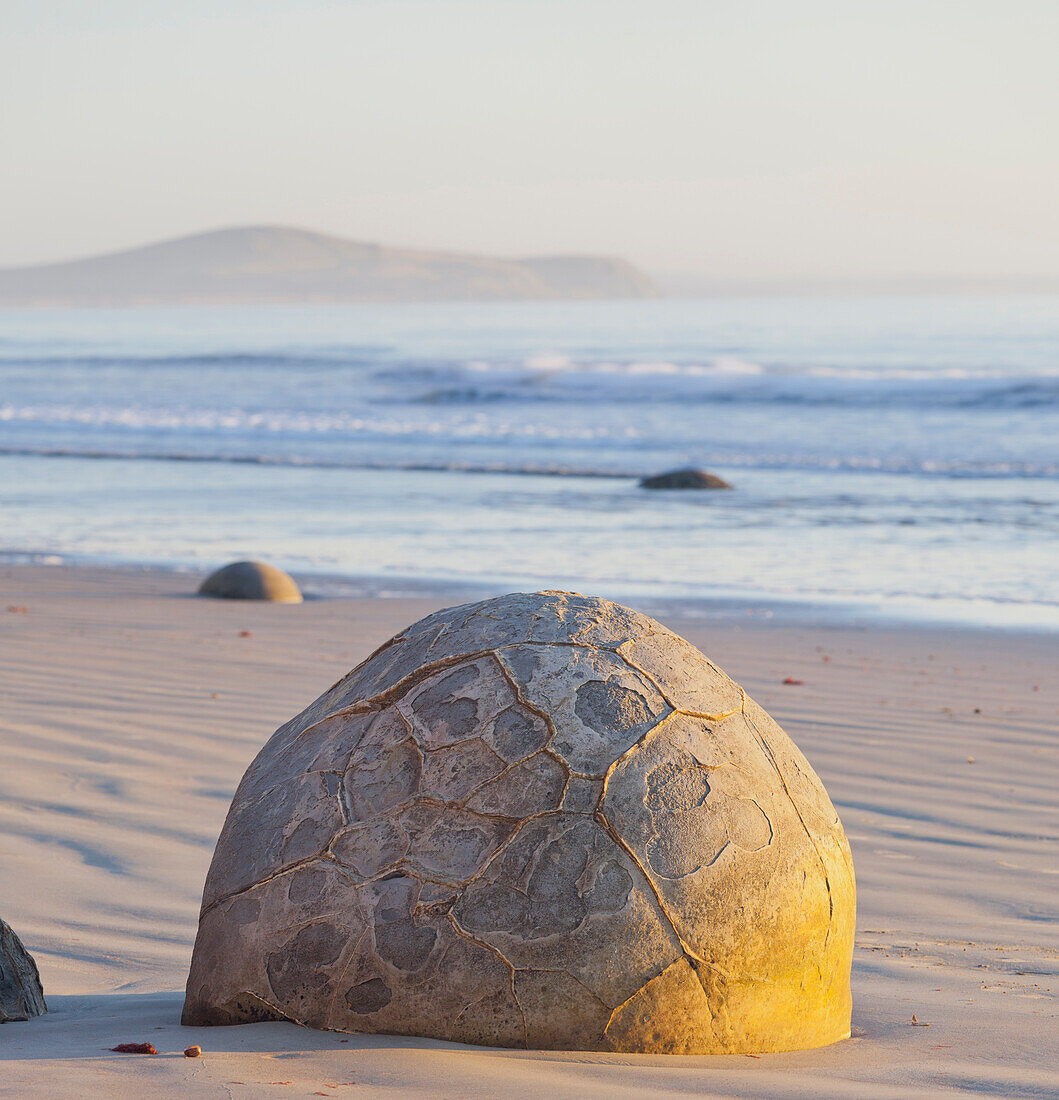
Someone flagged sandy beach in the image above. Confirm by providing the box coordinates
[0,563,1054,1097]
[5,0,1058,1091]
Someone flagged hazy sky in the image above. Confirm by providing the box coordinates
[2,0,1057,279]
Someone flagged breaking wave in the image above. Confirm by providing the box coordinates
[4,348,1059,408]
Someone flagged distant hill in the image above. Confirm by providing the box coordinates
[0,226,657,306]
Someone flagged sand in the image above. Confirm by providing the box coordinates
[0,563,1055,1098]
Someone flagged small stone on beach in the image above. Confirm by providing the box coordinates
[110,1043,157,1054]
[184,1045,202,1057]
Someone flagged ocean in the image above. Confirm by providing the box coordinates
[2,296,1057,628]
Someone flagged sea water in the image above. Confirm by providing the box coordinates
[1,296,1057,627]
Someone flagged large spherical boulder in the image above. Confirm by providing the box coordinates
[183,591,854,1053]
[198,561,302,603]
[1,917,46,1023]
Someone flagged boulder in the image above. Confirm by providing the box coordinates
[183,591,854,1053]
[198,561,302,603]
[640,468,732,490]
[1,918,46,1022]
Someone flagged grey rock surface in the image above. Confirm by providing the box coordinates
[1,918,46,1022]
[183,591,854,1052]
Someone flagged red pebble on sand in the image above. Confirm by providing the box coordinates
[110,1043,158,1054]
[782,677,804,685]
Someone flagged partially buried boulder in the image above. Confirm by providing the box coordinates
[640,468,732,490]
[199,561,302,603]
[1,918,46,1022]
[183,591,854,1053]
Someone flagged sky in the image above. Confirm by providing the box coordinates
[2,0,1057,281]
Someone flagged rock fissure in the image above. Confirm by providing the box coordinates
[675,702,744,722]
[452,747,565,812]
[592,804,699,966]
[200,850,342,919]
[492,649,559,740]
[324,648,498,723]
[601,956,686,1035]
[742,708,836,952]
[225,989,298,1026]
[447,912,528,1045]
[446,808,580,892]
[595,708,682,818]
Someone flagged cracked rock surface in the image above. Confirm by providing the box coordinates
[1,918,46,1023]
[182,591,855,1053]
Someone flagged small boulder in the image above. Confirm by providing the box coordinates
[199,561,302,604]
[640,468,732,490]
[1,918,46,1022]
